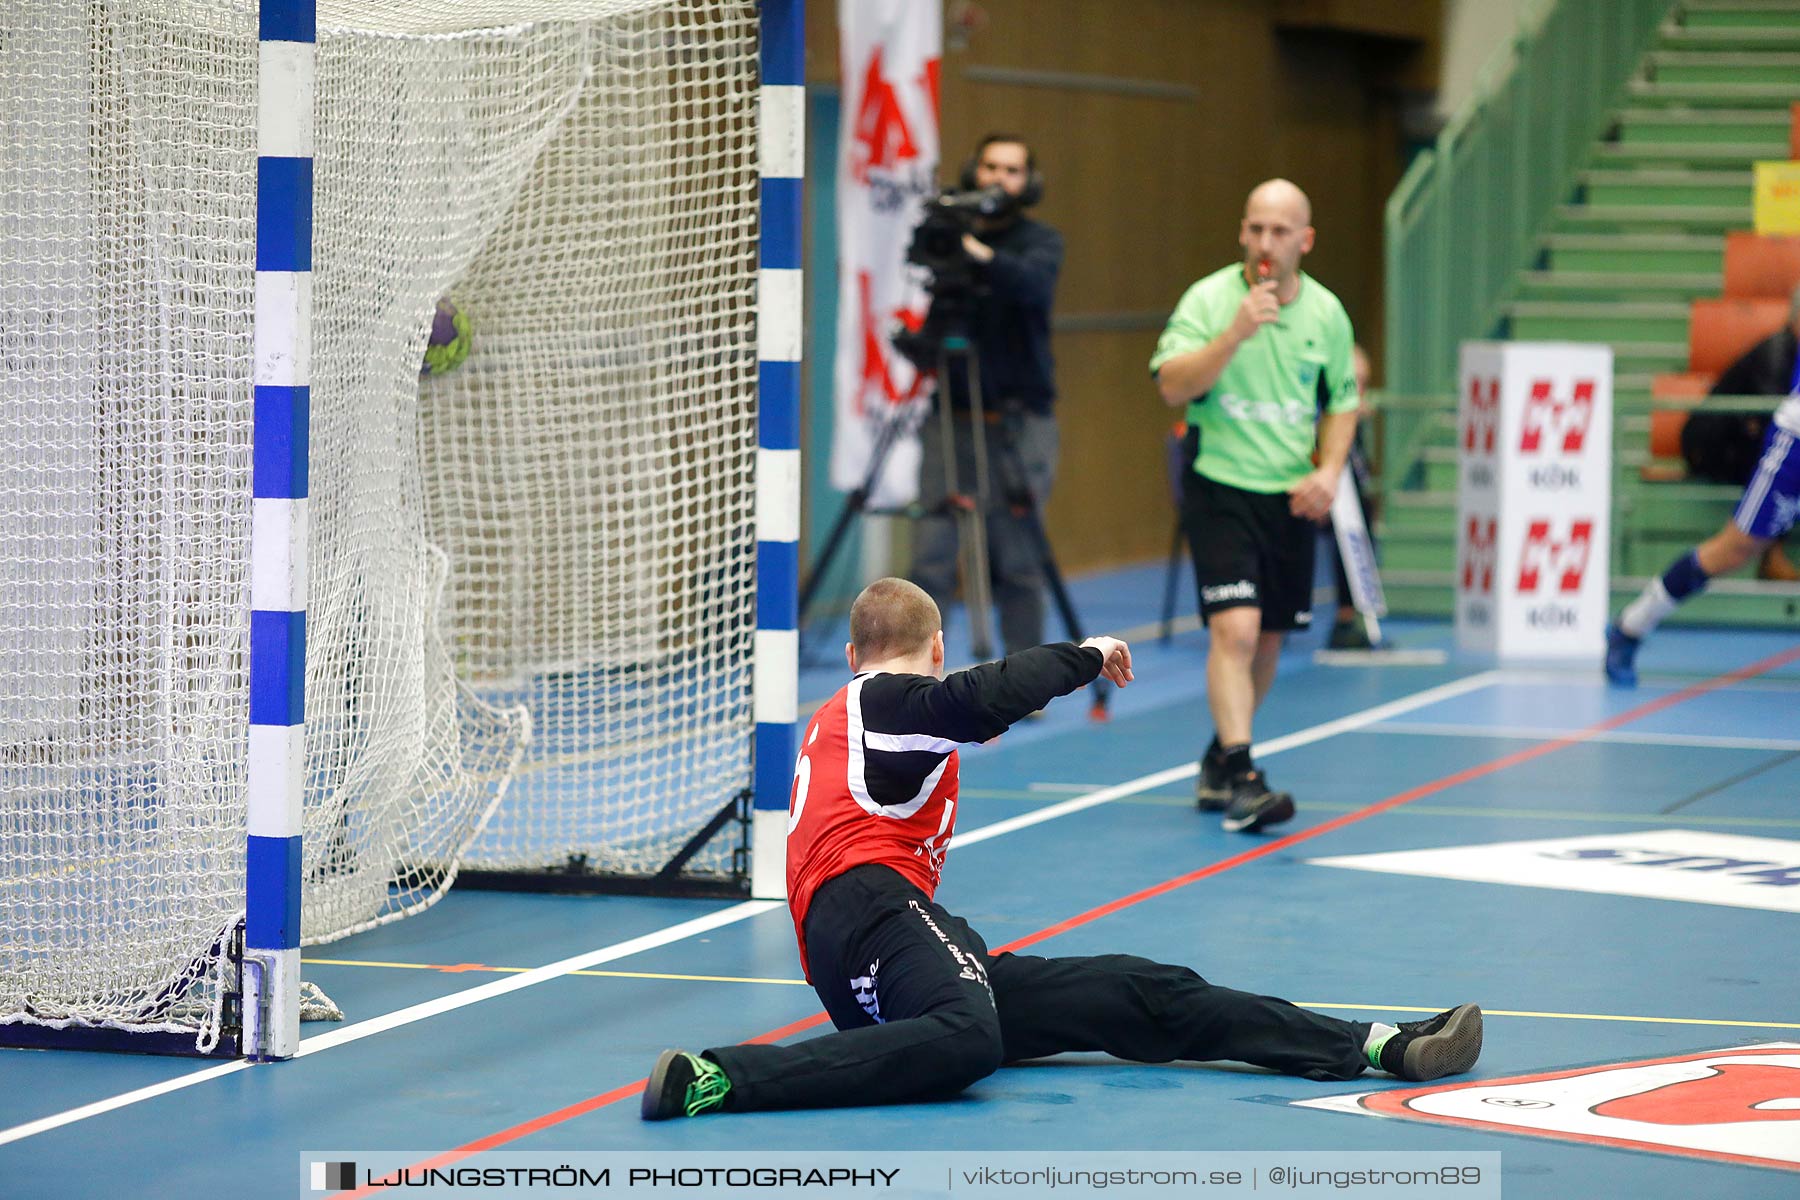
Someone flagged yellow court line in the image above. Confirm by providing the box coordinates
[302,957,809,986]
[1300,1003,1800,1030]
[302,960,1797,1029]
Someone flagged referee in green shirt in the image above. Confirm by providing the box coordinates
[1150,179,1360,833]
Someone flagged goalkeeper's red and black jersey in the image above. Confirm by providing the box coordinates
[784,642,1103,979]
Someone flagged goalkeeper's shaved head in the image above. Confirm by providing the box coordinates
[849,578,941,664]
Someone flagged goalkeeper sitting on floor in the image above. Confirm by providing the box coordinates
[641,578,1483,1119]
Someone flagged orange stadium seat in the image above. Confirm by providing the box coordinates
[1645,374,1715,469]
[1651,372,1715,401]
[1723,232,1800,298]
[1687,297,1789,374]
[1649,409,1689,460]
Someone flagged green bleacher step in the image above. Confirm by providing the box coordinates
[1624,534,1741,574]
[1615,106,1791,144]
[1379,528,1455,573]
[1518,269,1722,302]
[1420,447,1458,493]
[1611,340,1691,375]
[1594,141,1789,166]
[1415,409,1458,450]
[1506,300,1690,343]
[1378,574,1455,620]
[1623,512,1734,542]
[1627,79,1800,107]
[1648,50,1800,84]
[1621,482,1745,526]
[1542,232,1723,274]
[1378,491,1456,537]
[1682,1,1800,32]
[1552,203,1754,233]
[1658,22,1800,50]
[1581,168,1755,209]
[1614,394,1672,417]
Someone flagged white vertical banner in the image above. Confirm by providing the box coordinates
[831,0,941,509]
[1456,341,1613,660]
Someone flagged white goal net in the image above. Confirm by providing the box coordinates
[0,0,758,1052]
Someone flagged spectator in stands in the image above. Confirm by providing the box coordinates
[1326,345,1379,649]
[1605,283,1800,685]
[1151,179,1360,832]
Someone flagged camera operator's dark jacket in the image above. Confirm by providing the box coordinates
[939,216,1062,416]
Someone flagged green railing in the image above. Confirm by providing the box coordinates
[1383,0,1675,410]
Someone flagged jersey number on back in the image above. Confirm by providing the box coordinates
[787,723,820,835]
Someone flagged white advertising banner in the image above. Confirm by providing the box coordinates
[830,0,941,509]
[1456,341,1613,660]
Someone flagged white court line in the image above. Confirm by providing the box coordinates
[955,670,1503,848]
[1373,720,1800,754]
[0,668,1503,1147]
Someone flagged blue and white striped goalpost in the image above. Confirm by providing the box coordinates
[246,0,314,1060]
[752,0,804,900]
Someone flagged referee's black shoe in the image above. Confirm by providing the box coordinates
[1195,745,1231,812]
[1220,769,1294,833]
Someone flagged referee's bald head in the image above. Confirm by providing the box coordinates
[1245,179,1311,228]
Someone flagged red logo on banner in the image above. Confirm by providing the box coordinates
[1592,1064,1800,1126]
[849,48,922,183]
[1461,516,1497,593]
[1517,518,1594,594]
[1520,379,1596,455]
[854,270,925,415]
[1464,377,1499,455]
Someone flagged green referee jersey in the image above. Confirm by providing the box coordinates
[1150,264,1359,494]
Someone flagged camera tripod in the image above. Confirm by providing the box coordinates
[799,335,1109,718]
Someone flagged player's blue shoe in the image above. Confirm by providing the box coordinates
[1603,624,1639,688]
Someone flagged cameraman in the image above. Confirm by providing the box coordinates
[910,134,1065,656]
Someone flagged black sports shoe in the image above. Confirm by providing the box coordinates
[1376,1004,1483,1082]
[1220,769,1294,833]
[641,1049,732,1120]
[1327,616,1373,650]
[1195,747,1231,811]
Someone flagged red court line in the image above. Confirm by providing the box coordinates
[1010,641,1800,953]
[346,643,1800,1190]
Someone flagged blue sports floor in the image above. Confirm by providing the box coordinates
[3,563,1798,1198]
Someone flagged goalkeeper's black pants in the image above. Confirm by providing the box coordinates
[704,864,1372,1111]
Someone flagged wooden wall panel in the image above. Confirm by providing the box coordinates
[806,1,1437,575]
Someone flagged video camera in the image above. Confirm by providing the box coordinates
[891,184,1014,370]
[905,184,1012,273]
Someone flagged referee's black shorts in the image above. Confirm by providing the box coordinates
[1180,470,1316,632]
